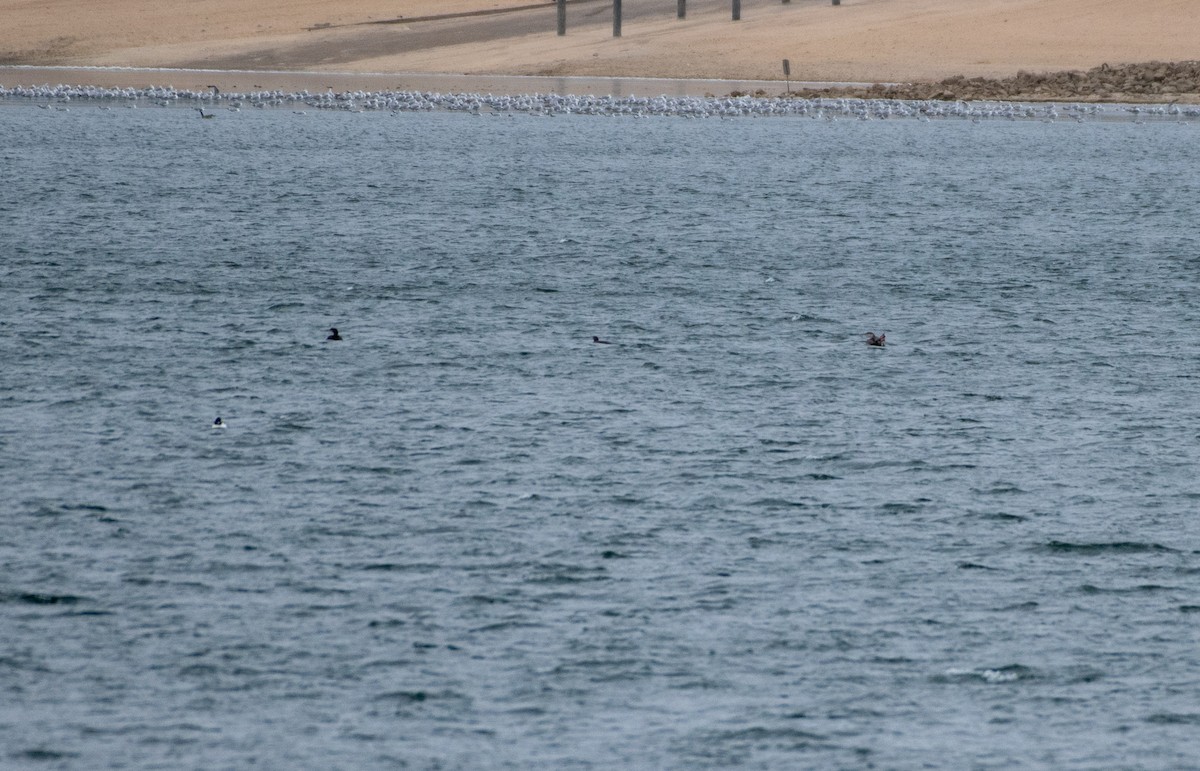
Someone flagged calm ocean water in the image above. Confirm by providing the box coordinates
[3,102,1200,769]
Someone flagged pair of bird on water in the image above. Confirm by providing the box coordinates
[214,327,342,428]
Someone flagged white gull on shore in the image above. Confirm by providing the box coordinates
[2,82,1197,123]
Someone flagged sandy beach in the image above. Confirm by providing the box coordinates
[1,0,1197,98]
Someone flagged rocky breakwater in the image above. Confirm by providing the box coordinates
[783,61,1200,103]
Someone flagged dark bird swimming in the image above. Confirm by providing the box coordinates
[327,328,342,341]
[593,336,612,344]
[865,332,886,347]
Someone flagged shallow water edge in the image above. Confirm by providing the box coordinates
[2,65,861,99]
[3,71,1199,122]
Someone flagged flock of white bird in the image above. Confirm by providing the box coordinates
[2,82,1197,122]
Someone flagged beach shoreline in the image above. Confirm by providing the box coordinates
[4,63,1197,105]
[1,0,1198,102]
[0,65,870,100]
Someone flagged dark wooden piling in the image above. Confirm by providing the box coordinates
[613,0,622,36]
[732,0,741,20]
[678,0,686,19]
[557,0,566,35]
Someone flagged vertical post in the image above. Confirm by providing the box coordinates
[782,0,790,4]
[613,0,621,37]
[732,0,741,20]
[783,59,790,93]
[832,0,840,5]
[557,0,566,35]
[678,0,686,19]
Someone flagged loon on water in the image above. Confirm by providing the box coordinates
[593,336,612,344]
[327,328,342,341]
[212,417,226,429]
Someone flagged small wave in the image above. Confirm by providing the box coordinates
[0,591,86,605]
[366,619,408,629]
[960,392,1007,401]
[1079,583,1176,594]
[977,483,1027,495]
[709,726,830,743]
[12,749,80,761]
[273,422,313,432]
[749,497,811,508]
[23,501,116,520]
[1042,540,1176,555]
[470,621,546,633]
[1145,712,1200,725]
[526,563,609,585]
[936,665,1034,684]
[0,655,51,673]
[359,562,440,572]
[59,502,109,512]
[979,511,1027,522]
[374,689,466,704]
[457,594,511,606]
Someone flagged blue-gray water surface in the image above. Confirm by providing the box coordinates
[3,103,1200,769]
